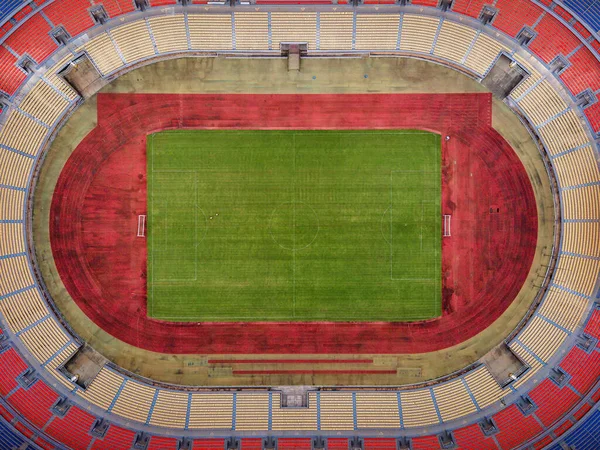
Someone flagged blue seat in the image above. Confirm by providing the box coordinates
[564,0,600,32]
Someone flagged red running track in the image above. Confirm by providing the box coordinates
[50,93,537,354]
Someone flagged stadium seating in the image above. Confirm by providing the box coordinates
[563,0,600,32]
[0,415,35,450]
[563,408,600,449]
[43,0,96,39]
[492,0,543,38]
[529,14,581,64]
[0,0,599,448]
[0,0,26,23]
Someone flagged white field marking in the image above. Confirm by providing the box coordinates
[153,174,200,283]
[380,205,392,245]
[149,136,203,315]
[152,313,440,321]
[444,215,451,237]
[293,133,296,318]
[150,134,154,317]
[420,200,424,251]
[390,171,438,282]
[137,215,146,237]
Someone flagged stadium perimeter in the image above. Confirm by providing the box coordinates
[33,57,554,387]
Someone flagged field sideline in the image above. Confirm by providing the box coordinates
[147,130,442,321]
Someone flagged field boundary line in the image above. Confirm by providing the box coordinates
[390,169,439,282]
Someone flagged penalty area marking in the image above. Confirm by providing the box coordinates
[137,215,146,237]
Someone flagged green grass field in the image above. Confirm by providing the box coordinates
[147,130,441,321]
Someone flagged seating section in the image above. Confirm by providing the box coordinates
[451,0,488,18]
[149,0,178,5]
[411,0,439,6]
[77,367,123,410]
[327,438,349,450]
[529,379,580,426]
[560,347,600,394]
[537,286,589,333]
[0,0,26,23]
[44,0,96,39]
[4,14,58,64]
[0,47,27,96]
[584,309,600,340]
[234,393,270,430]
[493,404,544,449]
[0,348,28,396]
[538,110,589,156]
[0,289,49,335]
[148,436,178,449]
[149,15,188,54]
[110,21,156,64]
[517,80,567,126]
[318,392,354,430]
[45,406,95,449]
[90,424,135,450]
[492,0,543,38]
[271,394,317,430]
[564,0,600,32]
[555,254,600,297]
[271,12,317,50]
[400,390,440,428]
[233,13,269,50]
[563,407,600,449]
[411,435,442,449]
[6,379,58,429]
[584,96,600,132]
[278,438,312,449]
[400,15,440,54]
[453,423,499,450]
[111,380,155,424]
[319,13,353,50]
[517,316,568,363]
[355,392,400,428]
[0,109,48,155]
[553,145,600,188]
[188,14,233,51]
[561,47,600,95]
[355,14,399,50]
[464,33,510,75]
[529,14,581,64]
[18,79,71,127]
[432,379,477,422]
[80,32,123,75]
[240,438,264,450]
[95,0,135,19]
[464,366,509,409]
[148,390,188,429]
[0,415,34,450]
[188,393,233,429]
[433,20,477,63]
[363,438,397,449]
[19,316,70,364]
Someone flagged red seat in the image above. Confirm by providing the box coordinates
[44,0,96,39]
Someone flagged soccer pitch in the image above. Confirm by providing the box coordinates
[147,130,441,321]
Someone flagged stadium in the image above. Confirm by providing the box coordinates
[0,0,599,448]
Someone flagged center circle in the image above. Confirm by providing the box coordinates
[269,201,319,251]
